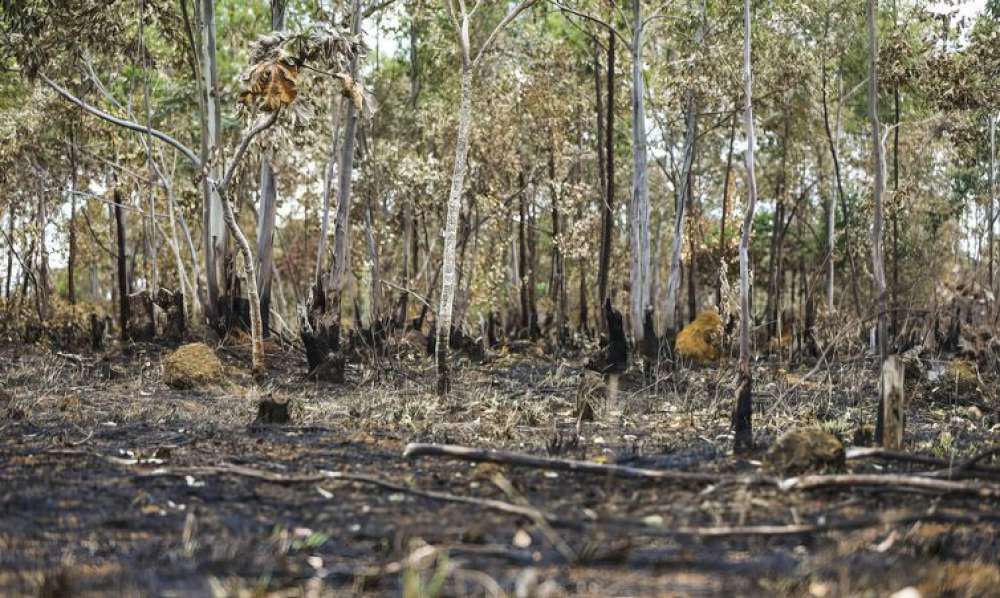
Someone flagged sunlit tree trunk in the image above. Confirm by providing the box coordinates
[867,0,889,444]
[198,0,224,322]
[733,0,758,454]
[437,63,472,394]
[436,0,534,394]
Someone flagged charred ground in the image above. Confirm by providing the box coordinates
[1,339,998,597]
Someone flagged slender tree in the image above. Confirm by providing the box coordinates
[257,0,289,338]
[628,0,651,344]
[436,0,536,395]
[867,0,889,443]
[733,0,758,454]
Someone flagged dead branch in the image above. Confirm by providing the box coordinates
[779,473,1000,498]
[403,442,771,485]
[847,446,1000,480]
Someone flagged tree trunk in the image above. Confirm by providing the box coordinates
[256,0,287,338]
[527,189,539,337]
[716,108,737,309]
[665,91,696,338]
[114,190,130,342]
[67,128,77,305]
[198,0,224,322]
[765,113,789,341]
[364,188,384,328]
[548,147,567,343]
[821,143,835,311]
[821,58,863,318]
[518,172,530,334]
[36,194,50,321]
[867,0,889,444]
[315,96,343,285]
[397,16,421,328]
[597,23,615,329]
[734,0,758,454]
[436,64,473,395]
[628,0,651,344]
[257,159,277,336]
[328,0,363,348]
[990,112,997,296]
[4,203,13,300]
[218,185,265,373]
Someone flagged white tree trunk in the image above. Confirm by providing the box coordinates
[867,0,889,444]
[256,1,287,334]
[733,0,758,453]
[989,112,996,295]
[628,0,651,343]
[218,186,265,373]
[329,0,363,297]
[664,94,696,335]
[436,65,473,395]
[315,99,343,285]
[199,0,224,316]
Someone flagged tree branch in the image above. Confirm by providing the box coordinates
[547,1,632,48]
[218,110,281,192]
[40,73,201,169]
[472,0,538,67]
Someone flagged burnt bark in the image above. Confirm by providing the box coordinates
[114,190,130,342]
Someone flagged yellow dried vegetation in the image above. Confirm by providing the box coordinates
[162,343,224,390]
[675,310,724,362]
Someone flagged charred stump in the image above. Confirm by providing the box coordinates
[733,369,753,454]
[127,290,156,342]
[89,313,108,351]
[154,288,186,342]
[298,281,344,383]
[604,299,628,412]
[641,306,659,376]
[253,395,291,426]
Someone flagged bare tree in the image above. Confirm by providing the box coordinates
[436,0,536,395]
[664,0,705,340]
[867,0,889,444]
[628,0,651,344]
[733,0,758,454]
[256,0,289,338]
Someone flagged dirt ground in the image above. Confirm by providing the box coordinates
[1,339,999,597]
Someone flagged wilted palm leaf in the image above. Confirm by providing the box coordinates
[241,60,300,112]
[334,72,364,112]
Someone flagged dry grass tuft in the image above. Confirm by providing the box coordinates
[162,343,225,390]
[675,310,724,362]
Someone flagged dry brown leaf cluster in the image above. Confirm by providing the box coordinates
[240,60,300,112]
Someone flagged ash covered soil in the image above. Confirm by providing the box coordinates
[1,341,998,597]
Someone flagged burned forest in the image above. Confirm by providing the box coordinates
[2,0,1000,596]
